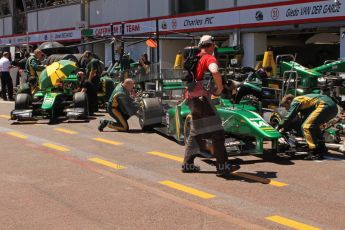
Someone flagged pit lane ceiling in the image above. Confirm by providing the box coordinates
[0,0,344,46]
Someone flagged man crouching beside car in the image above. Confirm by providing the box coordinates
[98,78,138,132]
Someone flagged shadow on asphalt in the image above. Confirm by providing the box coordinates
[195,169,278,184]
[101,129,155,134]
[325,152,345,160]
[11,117,95,125]
[202,155,296,166]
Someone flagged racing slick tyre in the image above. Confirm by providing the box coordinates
[138,98,163,130]
[270,112,282,129]
[103,78,115,102]
[15,93,32,110]
[73,92,89,118]
[183,115,192,145]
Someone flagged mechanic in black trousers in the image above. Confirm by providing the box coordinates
[0,52,14,101]
[182,35,240,177]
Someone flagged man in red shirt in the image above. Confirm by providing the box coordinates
[182,35,240,177]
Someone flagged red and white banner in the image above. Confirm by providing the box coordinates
[159,0,344,32]
[239,0,344,26]
[124,20,156,35]
[92,24,122,37]
[0,29,81,46]
[1,0,344,45]
[159,11,239,32]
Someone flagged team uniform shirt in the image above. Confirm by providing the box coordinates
[86,58,102,86]
[0,57,11,72]
[108,84,139,119]
[25,56,45,78]
[187,51,219,99]
[280,94,337,128]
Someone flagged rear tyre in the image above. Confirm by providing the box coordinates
[270,113,282,129]
[183,115,192,145]
[14,93,32,110]
[103,78,115,102]
[138,98,162,130]
[73,92,89,118]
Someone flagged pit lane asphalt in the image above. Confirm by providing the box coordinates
[0,101,345,230]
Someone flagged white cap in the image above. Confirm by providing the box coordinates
[198,35,215,48]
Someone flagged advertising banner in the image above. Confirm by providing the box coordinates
[92,25,122,37]
[239,0,344,26]
[159,11,239,32]
[1,1,344,45]
[0,29,81,46]
[124,20,156,35]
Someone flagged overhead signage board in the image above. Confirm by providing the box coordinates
[0,29,81,46]
[159,0,344,32]
[81,28,93,37]
[92,25,122,37]
[1,1,344,45]
[239,0,344,26]
[159,11,239,32]
[124,20,156,35]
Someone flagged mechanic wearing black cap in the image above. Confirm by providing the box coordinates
[182,35,240,177]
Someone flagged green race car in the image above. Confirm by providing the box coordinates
[138,93,281,156]
[11,75,89,123]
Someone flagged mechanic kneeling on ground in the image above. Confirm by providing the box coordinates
[98,78,138,132]
[279,94,338,160]
[182,35,240,177]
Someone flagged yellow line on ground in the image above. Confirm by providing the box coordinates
[147,151,183,162]
[42,143,70,152]
[7,131,28,139]
[233,172,288,187]
[160,180,216,199]
[88,157,126,170]
[266,215,320,230]
[0,115,10,119]
[54,128,78,135]
[93,137,123,146]
[268,180,289,187]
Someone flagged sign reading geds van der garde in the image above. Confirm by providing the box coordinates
[160,0,344,32]
[240,0,344,25]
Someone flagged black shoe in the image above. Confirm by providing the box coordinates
[216,165,240,177]
[181,164,200,173]
[98,119,108,132]
[317,146,328,155]
[304,151,324,160]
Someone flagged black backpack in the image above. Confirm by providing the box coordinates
[183,54,203,82]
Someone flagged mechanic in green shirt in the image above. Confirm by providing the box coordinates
[98,78,139,132]
[25,49,45,79]
[83,51,102,86]
[83,51,103,113]
[279,94,338,160]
